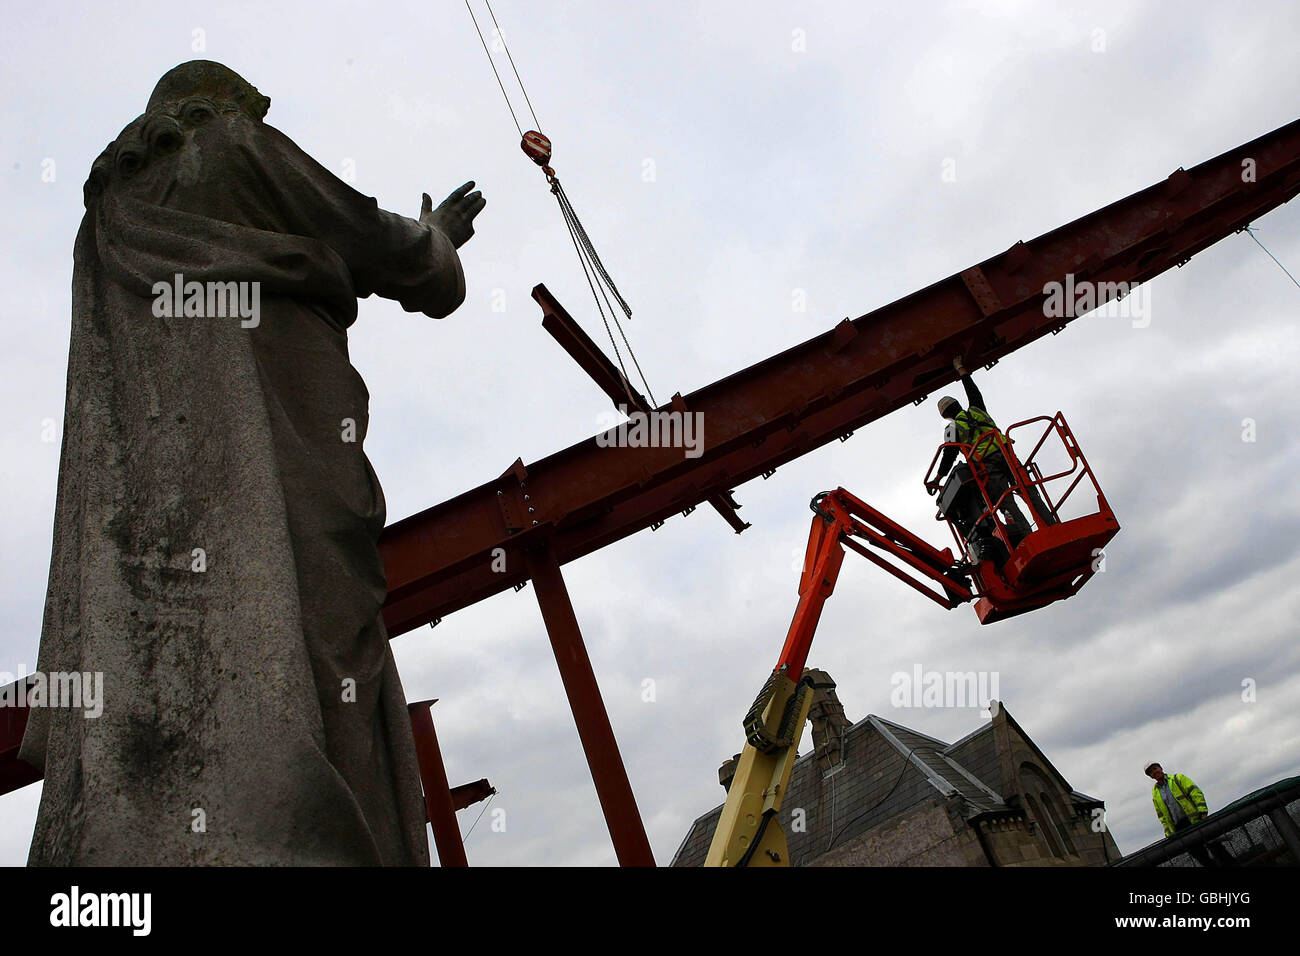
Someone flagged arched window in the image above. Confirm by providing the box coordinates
[1041,790,1078,855]
[1024,792,1063,858]
[1019,762,1074,859]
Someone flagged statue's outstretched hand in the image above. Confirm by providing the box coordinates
[422,182,485,249]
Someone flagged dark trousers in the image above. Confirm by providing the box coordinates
[1173,817,1231,867]
[980,453,1031,543]
[983,451,1058,535]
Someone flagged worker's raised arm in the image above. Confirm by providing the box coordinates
[954,357,987,412]
[961,375,986,412]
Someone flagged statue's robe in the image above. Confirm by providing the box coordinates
[20,107,463,865]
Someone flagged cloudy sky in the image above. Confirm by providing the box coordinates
[2,0,1298,866]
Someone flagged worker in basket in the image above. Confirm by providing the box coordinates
[926,357,1055,560]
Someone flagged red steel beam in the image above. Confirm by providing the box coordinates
[540,297,652,412]
[540,294,750,533]
[449,778,494,812]
[0,678,40,794]
[379,117,1300,637]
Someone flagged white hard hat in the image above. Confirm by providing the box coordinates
[937,396,959,416]
[1143,760,1161,773]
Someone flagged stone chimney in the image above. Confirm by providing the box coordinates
[806,669,851,773]
[718,753,741,792]
[716,669,852,790]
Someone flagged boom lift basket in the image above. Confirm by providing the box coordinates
[923,411,1119,623]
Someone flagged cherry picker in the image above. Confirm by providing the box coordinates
[705,406,1118,865]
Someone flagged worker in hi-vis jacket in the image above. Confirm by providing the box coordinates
[1146,762,1209,835]
[1145,761,1227,866]
[926,357,1055,555]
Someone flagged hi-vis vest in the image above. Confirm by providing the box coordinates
[1152,773,1209,838]
[946,407,1008,461]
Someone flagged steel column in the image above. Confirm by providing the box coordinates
[408,699,469,867]
[524,542,656,866]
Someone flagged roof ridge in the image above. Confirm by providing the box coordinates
[870,714,952,749]
[944,720,995,754]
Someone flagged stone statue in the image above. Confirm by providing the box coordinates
[20,60,484,865]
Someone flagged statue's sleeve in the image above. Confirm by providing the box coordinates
[245,122,466,318]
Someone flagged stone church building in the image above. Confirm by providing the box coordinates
[672,673,1122,866]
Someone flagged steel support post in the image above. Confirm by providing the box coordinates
[524,542,656,866]
[408,699,469,867]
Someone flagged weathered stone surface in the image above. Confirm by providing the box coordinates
[808,797,989,867]
[21,61,482,865]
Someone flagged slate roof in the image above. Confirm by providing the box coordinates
[673,707,1071,866]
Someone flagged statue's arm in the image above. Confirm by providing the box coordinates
[248,123,468,318]
[370,206,466,318]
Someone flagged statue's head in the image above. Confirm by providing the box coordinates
[83,61,270,206]
[147,60,270,121]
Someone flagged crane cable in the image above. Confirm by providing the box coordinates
[461,789,497,843]
[464,0,657,408]
[1243,225,1300,292]
[464,1,525,137]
